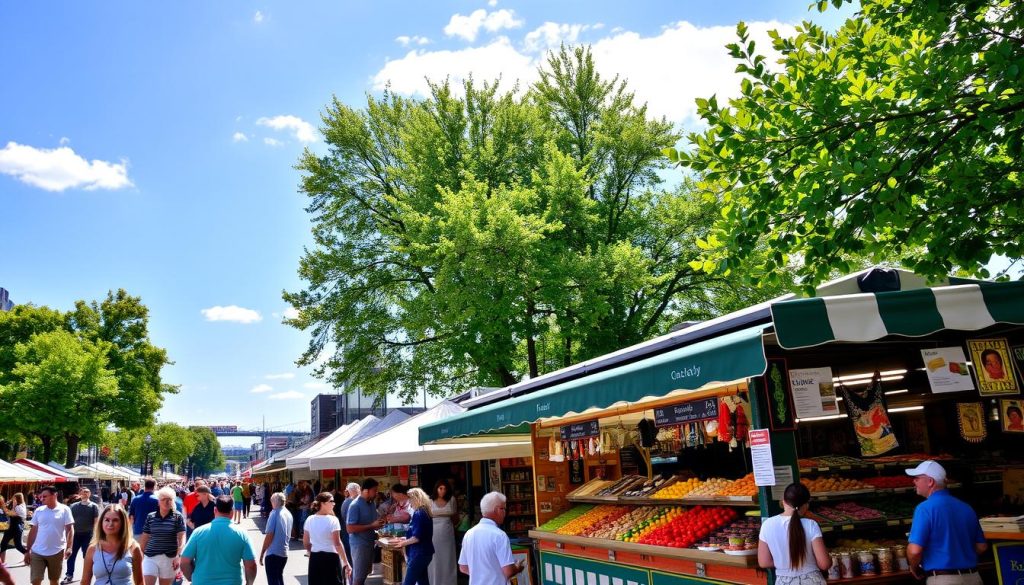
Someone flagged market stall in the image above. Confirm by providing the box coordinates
[419,270,1024,585]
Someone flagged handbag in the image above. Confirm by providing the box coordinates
[0,511,9,531]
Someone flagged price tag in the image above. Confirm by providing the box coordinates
[887,520,900,526]
[875,464,885,470]
[842,524,855,531]
[822,526,833,533]
[840,466,852,470]
[819,467,830,472]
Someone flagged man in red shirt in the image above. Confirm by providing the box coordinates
[183,479,206,535]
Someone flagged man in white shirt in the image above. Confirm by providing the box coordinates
[25,486,74,585]
[459,492,525,585]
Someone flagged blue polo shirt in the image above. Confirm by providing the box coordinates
[182,517,255,585]
[264,507,293,558]
[129,491,159,535]
[346,496,378,547]
[908,490,985,571]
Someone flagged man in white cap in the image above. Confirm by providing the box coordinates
[904,460,987,584]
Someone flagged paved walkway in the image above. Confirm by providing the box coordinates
[4,513,373,584]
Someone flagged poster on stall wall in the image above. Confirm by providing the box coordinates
[748,429,776,486]
[840,373,899,457]
[921,347,976,393]
[789,367,839,419]
[967,338,1021,396]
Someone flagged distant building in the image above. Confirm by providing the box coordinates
[310,390,425,437]
[0,288,12,312]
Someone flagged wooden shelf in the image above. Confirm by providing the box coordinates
[985,531,1024,541]
[528,530,758,568]
[567,494,759,508]
[502,480,533,484]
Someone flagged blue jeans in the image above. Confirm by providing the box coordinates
[402,549,432,585]
[265,554,288,585]
[66,532,92,577]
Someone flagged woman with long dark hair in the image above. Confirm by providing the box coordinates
[81,504,143,585]
[0,492,28,563]
[304,492,351,585]
[427,480,457,585]
[757,483,831,584]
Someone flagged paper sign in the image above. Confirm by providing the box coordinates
[748,429,775,486]
[921,347,976,393]
[789,367,839,419]
[771,466,795,501]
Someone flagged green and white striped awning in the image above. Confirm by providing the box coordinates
[771,282,1024,349]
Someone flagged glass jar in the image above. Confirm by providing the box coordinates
[875,548,894,573]
[827,554,842,580]
[892,544,909,571]
[857,550,877,576]
[838,552,855,578]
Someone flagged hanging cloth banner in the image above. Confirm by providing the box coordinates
[956,402,988,443]
[839,372,899,457]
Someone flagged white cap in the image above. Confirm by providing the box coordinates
[904,460,946,483]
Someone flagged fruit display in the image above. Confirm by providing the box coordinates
[555,505,630,536]
[652,477,702,499]
[582,505,667,540]
[596,475,648,496]
[800,453,953,470]
[622,476,669,498]
[568,479,612,498]
[715,473,757,497]
[637,506,739,548]
[683,478,732,498]
[871,499,916,520]
[800,455,864,468]
[812,502,884,524]
[862,475,914,489]
[616,506,682,542]
[801,476,872,493]
[536,505,594,532]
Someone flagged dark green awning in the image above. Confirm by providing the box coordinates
[419,325,768,444]
[771,282,1024,349]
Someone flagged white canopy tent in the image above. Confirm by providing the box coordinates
[307,401,532,470]
[69,464,124,481]
[286,416,379,470]
[0,459,52,482]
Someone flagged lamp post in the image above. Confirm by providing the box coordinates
[144,434,153,477]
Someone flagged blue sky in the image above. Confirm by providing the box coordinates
[0,1,852,444]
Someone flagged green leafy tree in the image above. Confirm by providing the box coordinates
[188,426,225,476]
[104,423,199,474]
[673,0,1024,286]
[2,330,118,464]
[68,289,177,429]
[0,304,66,384]
[286,46,790,402]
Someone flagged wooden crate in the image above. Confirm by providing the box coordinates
[380,546,405,585]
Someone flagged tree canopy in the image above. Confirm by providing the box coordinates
[0,290,175,466]
[672,0,1024,286]
[104,422,200,473]
[286,46,790,402]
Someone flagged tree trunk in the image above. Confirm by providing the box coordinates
[563,336,573,368]
[526,335,539,379]
[65,433,81,469]
[39,435,53,464]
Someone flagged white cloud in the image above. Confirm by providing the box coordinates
[0,141,133,192]
[283,307,300,320]
[253,10,264,23]
[256,115,317,143]
[200,305,263,324]
[303,381,331,390]
[375,20,794,125]
[250,384,273,393]
[265,373,295,380]
[373,38,533,98]
[263,137,282,147]
[524,22,593,53]
[396,35,431,47]
[444,9,523,42]
[268,390,305,400]
[232,132,248,142]
[488,0,498,6]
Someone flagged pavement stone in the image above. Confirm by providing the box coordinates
[3,513,369,584]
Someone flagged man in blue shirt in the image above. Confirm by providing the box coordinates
[181,496,257,585]
[128,478,160,537]
[258,492,292,585]
[905,460,987,584]
[347,478,385,585]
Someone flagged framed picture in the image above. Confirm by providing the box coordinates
[1001,399,1024,433]
[966,338,1021,396]
[761,358,797,431]
[546,477,556,491]
[539,501,552,513]
[956,402,987,443]
[536,475,546,492]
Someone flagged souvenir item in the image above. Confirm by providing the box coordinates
[839,372,899,457]
[967,338,1020,396]
[956,402,987,443]
[718,394,751,450]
